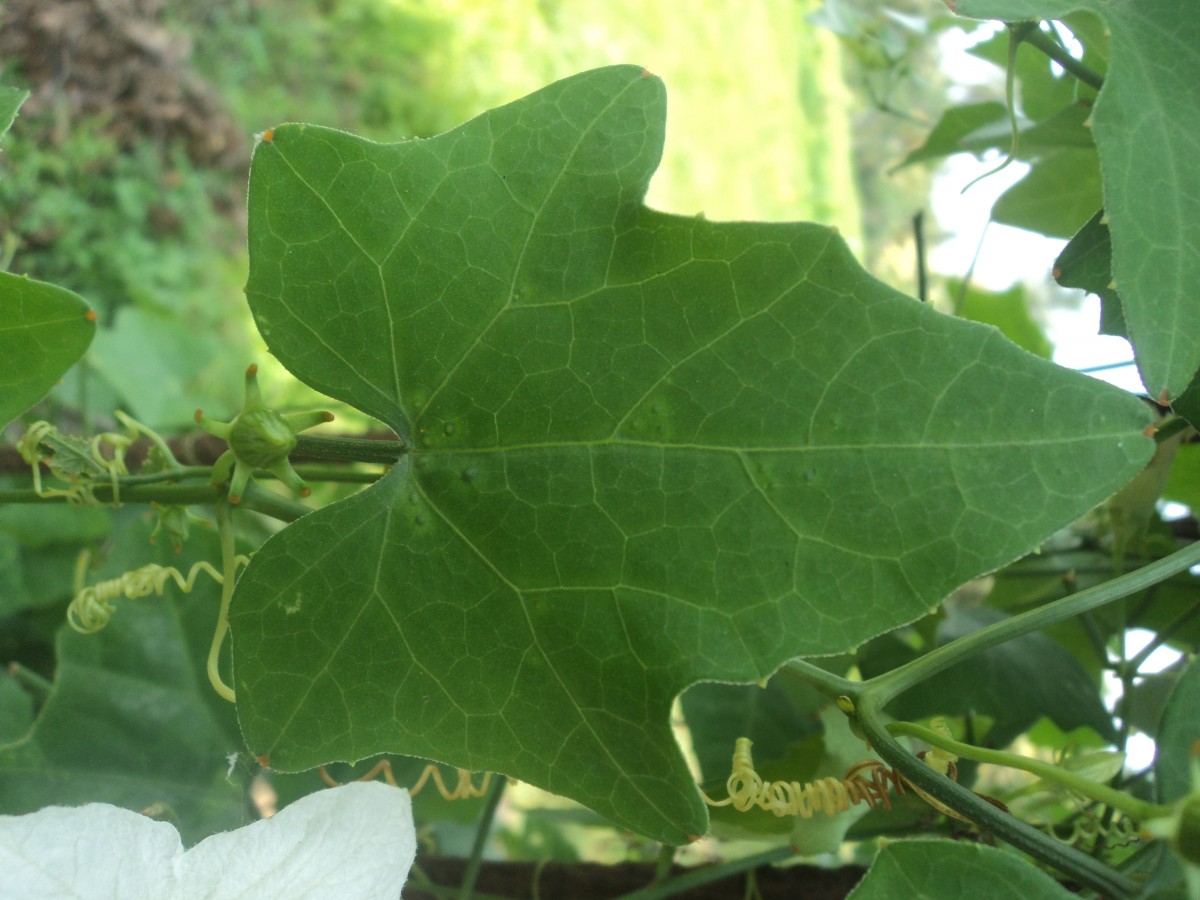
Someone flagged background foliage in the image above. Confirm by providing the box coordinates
[1,1,1198,898]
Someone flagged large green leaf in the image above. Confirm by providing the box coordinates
[233,65,1153,842]
[0,273,95,426]
[847,838,1076,899]
[955,0,1200,400]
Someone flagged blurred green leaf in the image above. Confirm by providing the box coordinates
[1164,443,1200,512]
[89,306,244,431]
[952,278,1052,358]
[848,838,1076,898]
[1171,369,1200,432]
[898,101,1007,167]
[0,273,95,426]
[957,0,1200,400]
[0,517,245,844]
[1059,10,1109,77]
[1125,663,1187,741]
[992,148,1102,239]
[0,672,34,744]
[1157,657,1200,803]
[0,497,113,617]
[0,85,29,140]
[682,678,824,784]
[967,27,1077,120]
[899,100,1093,169]
[0,503,111,550]
[233,65,1152,843]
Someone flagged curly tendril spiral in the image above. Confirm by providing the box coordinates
[70,556,248,633]
[705,737,919,819]
[318,758,493,801]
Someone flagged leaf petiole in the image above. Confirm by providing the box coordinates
[887,720,1171,823]
[292,432,405,464]
[1018,22,1105,91]
[866,539,1200,705]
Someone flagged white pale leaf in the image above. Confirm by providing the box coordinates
[0,781,415,900]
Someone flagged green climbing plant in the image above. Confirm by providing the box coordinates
[2,2,1199,898]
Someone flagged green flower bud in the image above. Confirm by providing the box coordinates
[229,408,297,470]
[195,364,332,504]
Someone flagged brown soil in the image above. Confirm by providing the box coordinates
[0,0,246,170]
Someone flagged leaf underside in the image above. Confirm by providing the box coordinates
[235,65,1152,842]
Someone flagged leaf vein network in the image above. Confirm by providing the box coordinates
[415,76,656,423]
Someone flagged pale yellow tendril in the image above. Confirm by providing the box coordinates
[703,738,909,819]
[704,726,963,820]
[69,550,249,634]
[318,758,493,800]
[18,417,148,507]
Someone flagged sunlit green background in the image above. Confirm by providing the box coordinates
[2,0,947,434]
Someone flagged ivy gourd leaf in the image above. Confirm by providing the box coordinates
[235,65,1153,842]
[1054,209,1127,338]
[0,273,96,427]
[991,148,1102,239]
[847,839,1076,899]
[953,0,1200,400]
[0,88,96,425]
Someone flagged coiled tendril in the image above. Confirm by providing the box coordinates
[70,551,248,633]
[318,758,493,801]
[704,737,932,819]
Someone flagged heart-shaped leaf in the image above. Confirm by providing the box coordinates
[234,65,1152,842]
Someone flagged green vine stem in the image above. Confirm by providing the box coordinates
[852,697,1138,898]
[289,463,384,484]
[237,481,314,522]
[887,721,1172,823]
[0,473,312,523]
[457,773,507,900]
[867,538,1200,705]
[205,499,239,703]
[782,659,860,701]
[1018,21,1105,91]
[0,482,222,506]
[293,432,406,464]
[781,541,1200,895]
